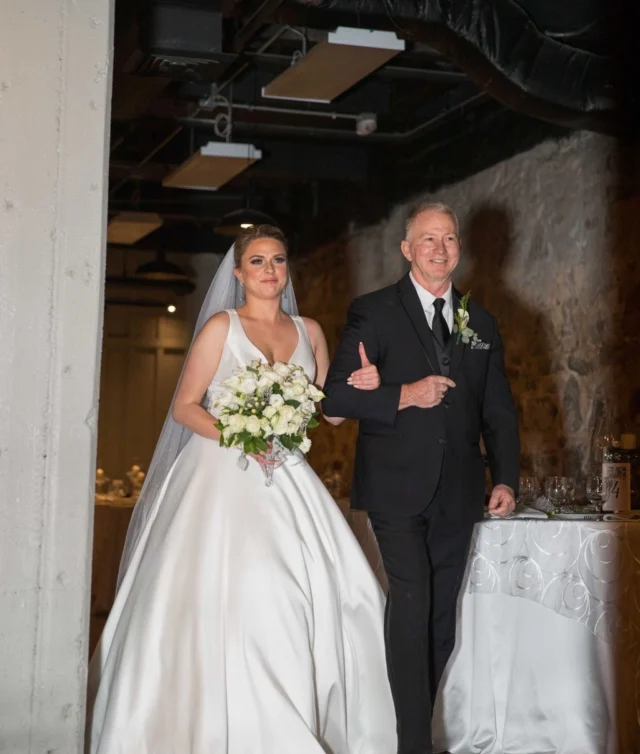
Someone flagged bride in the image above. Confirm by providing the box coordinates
[86,225,397,753]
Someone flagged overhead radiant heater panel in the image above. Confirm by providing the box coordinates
[107,212,164,245]
[262,27,405,104]
[162,142,262,191]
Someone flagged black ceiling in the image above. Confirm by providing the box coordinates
[108,0,624,260]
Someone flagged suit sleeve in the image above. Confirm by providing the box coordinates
[481,319,521,493]
[322,297,401,425]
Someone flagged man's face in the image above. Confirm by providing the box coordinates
[401,210,460,290]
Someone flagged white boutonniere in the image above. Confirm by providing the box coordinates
[453,291,475,344]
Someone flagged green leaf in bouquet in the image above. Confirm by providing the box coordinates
[271,383,283,395]
[255,437,268,453]
[306,417,319,429]
[247,366,259,375]
[292,435,303,445]
[284,399,301,408]
[279,435,294,451]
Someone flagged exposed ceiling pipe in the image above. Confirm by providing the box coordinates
[286,0,615,134]
[111,0,289,198]
[181,87,488,141]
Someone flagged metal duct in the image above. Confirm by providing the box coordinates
[289,0,615,134]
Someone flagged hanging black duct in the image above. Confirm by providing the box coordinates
[288,0,616,134]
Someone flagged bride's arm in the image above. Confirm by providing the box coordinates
[302,318,345,426]
[172,312,230,440]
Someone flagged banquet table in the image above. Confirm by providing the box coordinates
[341,506,640,754]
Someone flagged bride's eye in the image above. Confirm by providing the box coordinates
[274,256,287,264]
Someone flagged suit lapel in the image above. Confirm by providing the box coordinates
[449,287,466,380]
[397,275,440,375]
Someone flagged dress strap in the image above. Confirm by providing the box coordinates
[292,315,312,350]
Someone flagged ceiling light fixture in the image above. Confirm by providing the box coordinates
[262,27,405,103]
[135,251,188,281]
[162,141,262,191]
[107,211,164,245]
[215,208,278,237]
[167,304,177,313]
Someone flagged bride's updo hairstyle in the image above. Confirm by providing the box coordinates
[234,225,288,267]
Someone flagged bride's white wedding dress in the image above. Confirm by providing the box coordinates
[86,309,397,754]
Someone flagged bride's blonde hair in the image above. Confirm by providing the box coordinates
[234,225,288,267]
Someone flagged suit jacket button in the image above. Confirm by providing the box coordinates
[438,438,446,445]
[442,356,451,366]
[443,400,449,408]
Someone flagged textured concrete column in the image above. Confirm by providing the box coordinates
[0,1,114,751]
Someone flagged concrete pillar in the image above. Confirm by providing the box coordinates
[0,1,114,751]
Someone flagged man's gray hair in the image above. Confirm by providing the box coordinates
[404,201,459,239]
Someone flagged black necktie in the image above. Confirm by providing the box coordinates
[432,298,450,346]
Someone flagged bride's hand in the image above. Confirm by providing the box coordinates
[248,441,277,469]
[248,452,276,469]
[347,343,380,391]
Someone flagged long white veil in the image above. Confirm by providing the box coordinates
[116,244,299,588]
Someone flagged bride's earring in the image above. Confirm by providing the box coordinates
[239,282,245,305]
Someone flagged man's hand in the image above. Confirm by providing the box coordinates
[347,342,381,391]
[399,375,456,409]
[487,484,516,517]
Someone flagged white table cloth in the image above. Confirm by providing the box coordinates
[431,519,640,754]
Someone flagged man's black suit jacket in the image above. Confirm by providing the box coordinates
[322,274,520,522]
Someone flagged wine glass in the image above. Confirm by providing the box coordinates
[518,477,539,505]
[545,476,568,513]
[564,477,576,505]
[586,474,612,513]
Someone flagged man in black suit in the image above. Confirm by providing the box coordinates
[322,202,520,754]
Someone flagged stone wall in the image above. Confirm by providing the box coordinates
[297,132,640,486]
[293,242,359,495]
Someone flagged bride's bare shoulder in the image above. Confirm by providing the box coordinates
[197,310,232,341]
[300,317,326,346]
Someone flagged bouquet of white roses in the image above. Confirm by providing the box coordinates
[212,360,325,485]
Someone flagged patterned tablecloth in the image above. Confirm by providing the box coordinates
[339,506,640,754]
[467,518,640,645]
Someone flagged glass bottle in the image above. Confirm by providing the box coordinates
[621,433,640,510]
[602,437,631,512]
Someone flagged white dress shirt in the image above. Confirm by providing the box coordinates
[409,272,454,332]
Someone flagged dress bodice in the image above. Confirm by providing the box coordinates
[205,309,317,414]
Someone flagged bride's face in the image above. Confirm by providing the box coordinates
[234,238,289,303]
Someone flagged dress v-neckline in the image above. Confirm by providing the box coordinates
[231,309,301,366]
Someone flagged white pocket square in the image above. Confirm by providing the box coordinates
[470,339,490,350]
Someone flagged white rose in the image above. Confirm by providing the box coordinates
[269,393,285,408]
[240,378,257,394]
[260,417,274,436]
[300,400,315,415]
[224,375,242,391]
[287,415,303,433]
[215,392,232,407]
[222,426,234,442]
[227,414,246,433]
[273,362,291,378]
[457,309,469,330]
[257,375,274,390]
[272,418,290,436]
[307,385,324,402]
[282,387,297,401]
[261,366,278,380]
[263,405,277,419]
[245,416,262,436]
[299,437,311,453]
[278,405,296,422]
